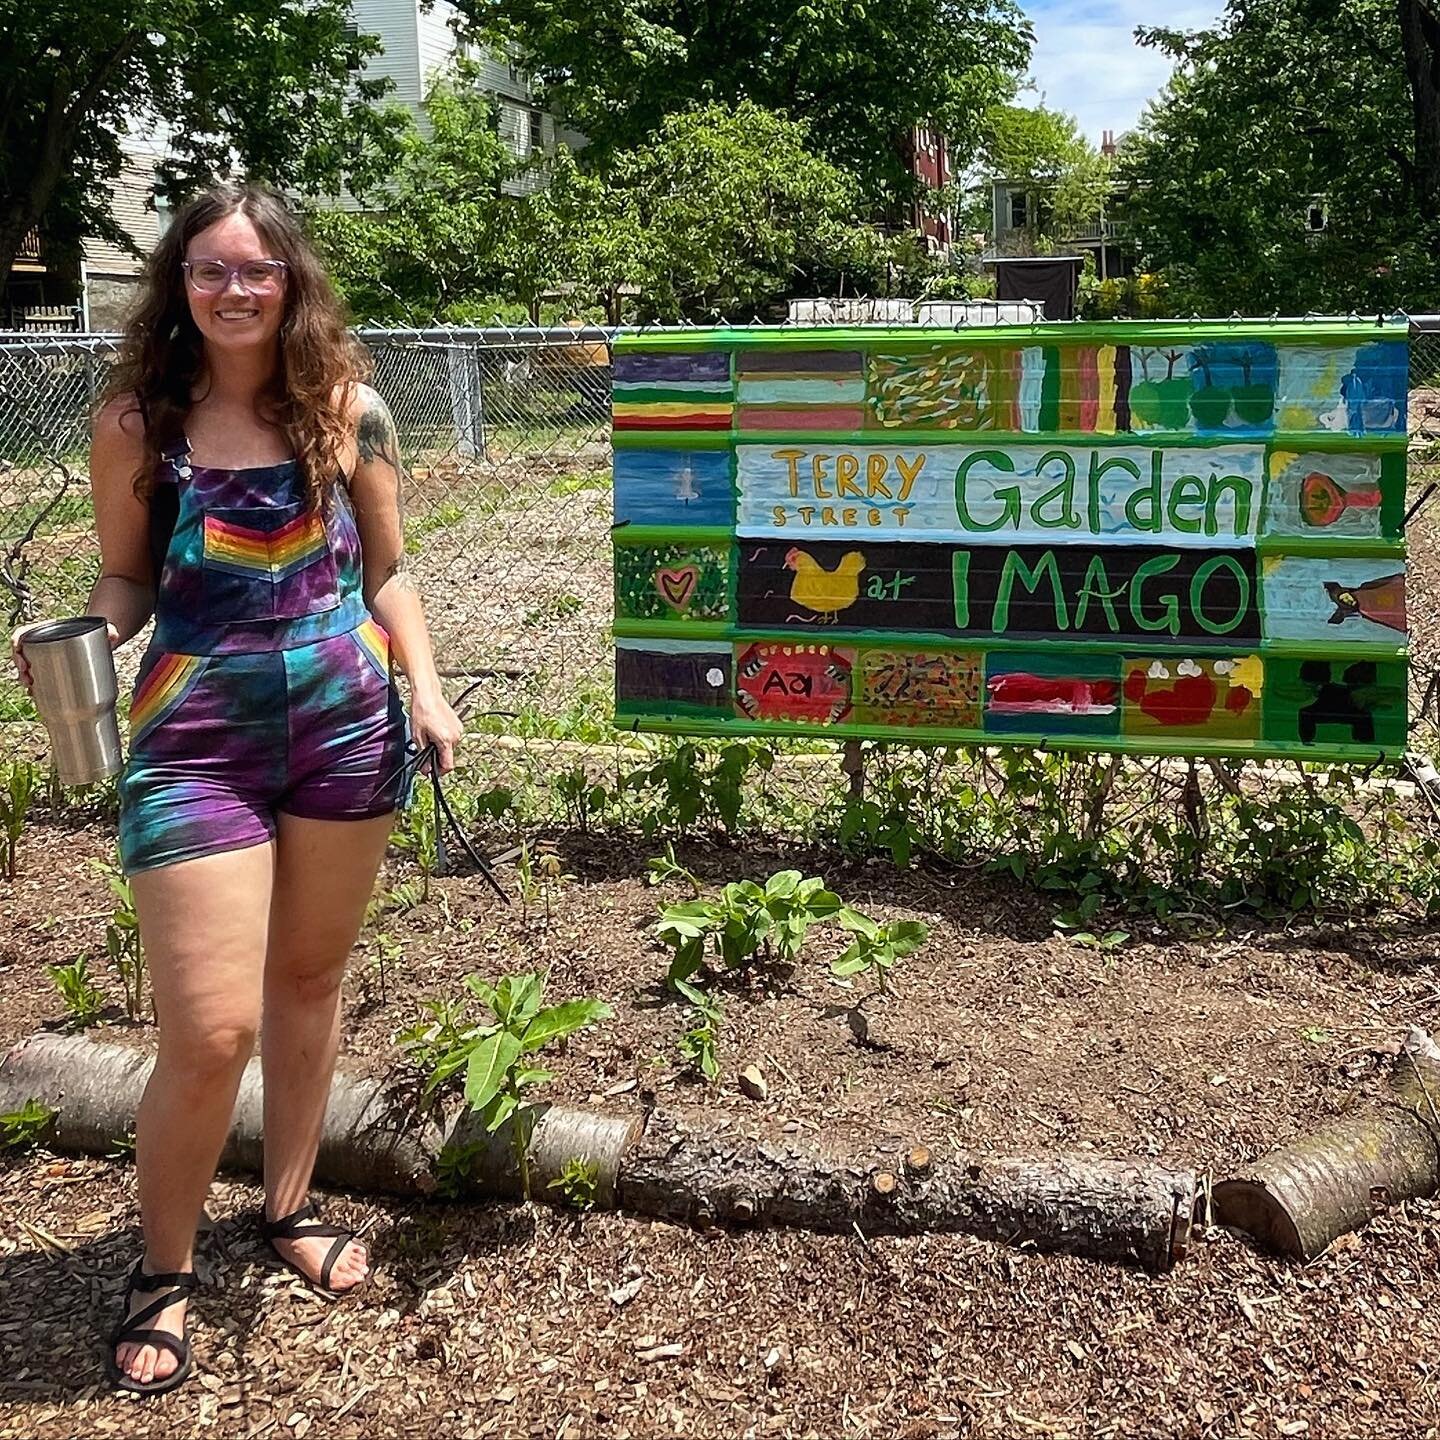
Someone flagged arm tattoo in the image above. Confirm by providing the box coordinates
[357,391,417,591]
[357,391,404,486]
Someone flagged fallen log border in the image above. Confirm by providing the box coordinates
[1,1031,1196,1273]
[1213,1051,1440,1261]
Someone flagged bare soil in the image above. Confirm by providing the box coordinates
[4,820,1440,1438]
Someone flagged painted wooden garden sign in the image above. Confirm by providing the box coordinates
[610,320,1410,762]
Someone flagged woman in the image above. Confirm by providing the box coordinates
[11,183,462,1395]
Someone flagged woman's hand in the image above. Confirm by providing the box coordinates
[410,684,464,774]
[10,621,120,693]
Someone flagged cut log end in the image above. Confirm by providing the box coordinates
[905,1146,933,1176]
[1211,1178,1305,1259]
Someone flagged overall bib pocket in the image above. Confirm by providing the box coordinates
[201,502,340,623]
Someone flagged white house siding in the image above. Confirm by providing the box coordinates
[416,2,462,90]
[351,0,423,112]
[83,133,170,329]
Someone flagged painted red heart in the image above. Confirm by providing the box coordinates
[656,565,699,610]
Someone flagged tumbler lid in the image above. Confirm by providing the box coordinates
[20,616,109,646]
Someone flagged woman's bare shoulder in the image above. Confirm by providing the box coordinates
[339,381,386,424]
[93,393,147,443]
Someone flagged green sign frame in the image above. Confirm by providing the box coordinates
[611,320,1410,764]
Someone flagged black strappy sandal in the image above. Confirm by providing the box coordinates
[259,1201,367,1297]
[105,1262,198,1396]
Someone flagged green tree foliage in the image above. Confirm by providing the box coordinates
[308,63,515,322]
[451,0,1032,202]
[540,102,895,321]
[0,1,408,288]
[977,104,1112,245]
[1118,0,1440,314]
[314,93,910,324]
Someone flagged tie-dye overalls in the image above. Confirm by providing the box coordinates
[117,440,408,874]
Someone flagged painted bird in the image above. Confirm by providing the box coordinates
[784,548,866,624]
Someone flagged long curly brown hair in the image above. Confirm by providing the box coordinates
[103,183,369,506]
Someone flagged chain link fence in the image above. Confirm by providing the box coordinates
[3,322,1440,831]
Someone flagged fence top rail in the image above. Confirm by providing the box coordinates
[357,326,617,349]
[0,332,120,355]
[2,315,1438,357]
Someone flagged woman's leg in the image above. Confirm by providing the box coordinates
[259,811,392,1288]
[117,842,274,1385]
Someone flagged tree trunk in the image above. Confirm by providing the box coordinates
[2,1032,1198,1270]
[1212,1052,1440,1260]
[1399,0,1440,212]
[620,1110,1197,1273]
[0,1032,441,1195]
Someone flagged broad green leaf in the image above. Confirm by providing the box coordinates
[884,920,929,955]
[463,1031,523,1113]
[667,938,705,985]
[481,1090,518,1134]
[463,974,496,1008]
[674,978,715,1013]
[804,888,844,918]
[837,907,880,940]
[764,870,801,899]
[493,973,544,1028]
[521,999,612,1051]
[830,952,869,977]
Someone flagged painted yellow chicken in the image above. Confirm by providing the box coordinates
[784,547,866,623]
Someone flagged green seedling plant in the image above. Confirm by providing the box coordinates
[462,972,612,1200]
[397,996,478,1097]
[1053,893,1129,953]
[556,765,611,836]
[547,1155,600,1210]
[535,849,573,927]
[95,854,145,1021]
[646,843,701,896]
[656,869,843,990]
[0,760,37,879]
[830,912,930,996]
[390,784,441,898]
[514,842,541,922]
[0,1099,54,1150]
[47,956,105,1030]
[435,1139,486,1198]
[401,973,611,1198]
[676,990,722,1082]
[368,929,404,1005]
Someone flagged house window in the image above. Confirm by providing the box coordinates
[528,109,543,154]
[1010,190,1028,230]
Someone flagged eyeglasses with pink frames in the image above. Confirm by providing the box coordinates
[182,259,289,295]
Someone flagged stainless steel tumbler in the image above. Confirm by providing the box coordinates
[22,617,122,785]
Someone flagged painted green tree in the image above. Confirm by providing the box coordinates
[0,0,408,290]
[450,0,1032,203]
[1118,0,1440,314]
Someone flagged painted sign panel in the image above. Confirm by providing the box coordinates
[612,321,1410,762]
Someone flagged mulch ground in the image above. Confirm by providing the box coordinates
[4,819,1440,1438]
[5,413,1440,1436]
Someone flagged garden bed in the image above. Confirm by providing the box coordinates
[3,816,1440,1436]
